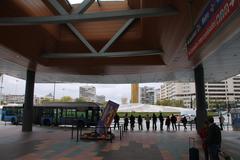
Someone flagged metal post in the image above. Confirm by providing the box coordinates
[0,74,3,104]
[110,127,112,143]
[190,121,192,131]
[120,125,122,140]
[71,124,74,139]
[227,113,230,131]
[53,82,56,101]
[77,126,79,142]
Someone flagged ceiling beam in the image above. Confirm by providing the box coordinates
[0,7,178,25]
[42,50,163,59]
[71,0,95,14]
[48,0,97,53]
[99,18,136,53]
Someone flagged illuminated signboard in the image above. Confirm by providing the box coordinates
[186,0,240,58]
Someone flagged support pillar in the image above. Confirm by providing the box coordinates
[194,64,207,133]
[22,70,35,132]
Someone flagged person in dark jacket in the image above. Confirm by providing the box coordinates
[152,113,157,131]
[145,114,151,131]
[182,116,188,131]
[130,114,135,131]
[165,116,170,131]
[124,113,129,131]
[170,114,177,131]
[159,113,164,131]
[114,113,120,130]
[206,116,221,160]
[137,115,143,130]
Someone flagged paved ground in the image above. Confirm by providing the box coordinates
[0,124,239,160]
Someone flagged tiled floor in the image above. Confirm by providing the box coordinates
[0,124,239,160]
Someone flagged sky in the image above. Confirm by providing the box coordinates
[0,75,161,104]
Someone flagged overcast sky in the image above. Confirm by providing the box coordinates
[0,75,161,104]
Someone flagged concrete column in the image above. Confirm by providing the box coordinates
[194,64,207,132]
[22,70,35,132]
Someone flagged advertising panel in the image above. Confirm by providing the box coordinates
[187,0,240,57]
[97,100,119,134]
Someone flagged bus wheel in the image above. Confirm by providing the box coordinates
[43,119,51,126]
[11,118,16,125]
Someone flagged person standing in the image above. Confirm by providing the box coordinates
[206,116,221,160]
[219,114,225,130]
[114,113,120,130]
[199,121,209,160]
[138,115,143,130]
[182,116,188,131]
[170,114,177,131]
[145,114,151,131]
[124,113,129,131]
[165,116,170,131]
[130,114,135,131]
[159,113,164,131]
[152,113,157,131]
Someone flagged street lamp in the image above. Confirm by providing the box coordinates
[53,82,56,101]
[0,75,3,104]
[15,79,19,95]
[62,88,65,98]
[190,93,193,108]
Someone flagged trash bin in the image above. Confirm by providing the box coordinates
[231,108,240,131]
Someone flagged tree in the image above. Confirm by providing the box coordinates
[75,97,86,103]
[208,100,225,109]
[156,99,184,107]
[40,97,53,104]
[59,96,73,102]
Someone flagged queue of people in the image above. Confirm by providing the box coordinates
[114,113,190,132]
[114,113,224,160]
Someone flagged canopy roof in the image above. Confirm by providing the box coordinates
[0,0,240,83]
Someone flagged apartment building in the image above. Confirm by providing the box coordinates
[160,75,240,107]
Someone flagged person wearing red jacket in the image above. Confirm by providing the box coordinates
[199,121,209,160]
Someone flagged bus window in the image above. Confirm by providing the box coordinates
[87,110,92,121]
[78,112,86,119]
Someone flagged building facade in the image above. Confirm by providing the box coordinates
[155,88,161,103]
[121,97,128,104]
[131,84,139,103]
[3,94,25,104]
[79,86,96,102]
[160,82,195,107]
[160,75,240,108]
[140,86,155,104]
[96,95,106,104]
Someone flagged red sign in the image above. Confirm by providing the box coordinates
[187,0,240,58]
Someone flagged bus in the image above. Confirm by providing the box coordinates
[1,104,23,124]
[1,102,101,126]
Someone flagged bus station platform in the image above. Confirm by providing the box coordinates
[0,125,239,160]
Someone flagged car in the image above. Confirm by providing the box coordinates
[181,114,196,122]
